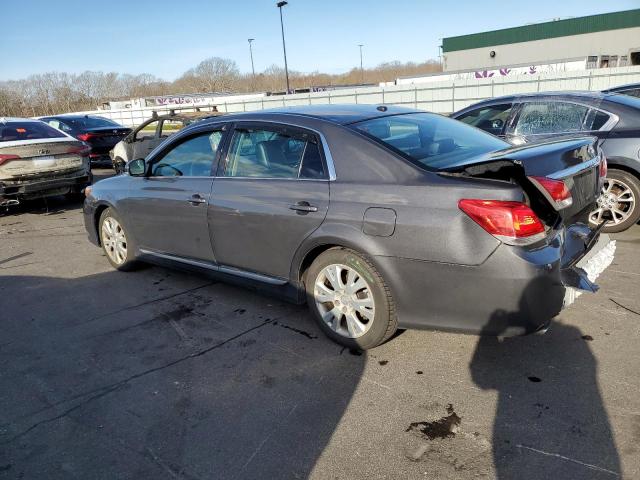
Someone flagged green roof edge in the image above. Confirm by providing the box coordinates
[442,9,640,53]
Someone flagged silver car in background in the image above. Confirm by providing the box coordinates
[0,117,91,206]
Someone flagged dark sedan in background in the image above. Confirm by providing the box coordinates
[453,91,640,232]
[603,82,640,98]
[40,114,131,165]
[83,105,612,349]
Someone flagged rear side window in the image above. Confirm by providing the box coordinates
[0,121,67,142]
[584,109,613,131]
[456,103,512,136]
[224,127,325,179]
[514,101,590,135]
[351,113,507,171]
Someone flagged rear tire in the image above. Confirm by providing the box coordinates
[305,248,397,350]
[99,208,137,271]
[590,169,640,233]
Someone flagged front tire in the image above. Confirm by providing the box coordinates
[305,248,397,349]
[590,169,640,233]
[99,208,137,271]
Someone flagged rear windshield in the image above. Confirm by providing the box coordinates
[63,116,120,129]
[0,121,67,142]
[350,113,508,171]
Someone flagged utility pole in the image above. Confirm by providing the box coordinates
[248,38,256,89]
[358,44,364,84]
[276,1,290,93]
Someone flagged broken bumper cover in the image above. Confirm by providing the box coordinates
[562,234,616,308]
[0,171,92,199]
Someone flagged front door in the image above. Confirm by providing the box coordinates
[208,123,330,279]
[126,129,225,262]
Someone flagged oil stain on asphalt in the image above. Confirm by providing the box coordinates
[406,404,462,440]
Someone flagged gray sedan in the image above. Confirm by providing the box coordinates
[84,105,610,349]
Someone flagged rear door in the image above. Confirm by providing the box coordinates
[124,127,226,262]
[208,122,330,279]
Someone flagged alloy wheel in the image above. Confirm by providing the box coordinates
[101,216,128,265]
[314,263,375,338]
[589,178,636,227]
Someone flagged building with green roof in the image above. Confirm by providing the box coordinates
[441,9,640,72]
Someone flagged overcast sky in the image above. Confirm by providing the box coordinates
[2,0,638,81]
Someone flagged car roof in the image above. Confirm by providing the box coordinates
[204,104,420,126]
[0,117,45,123]
[603,82,640,93]
[40,114,109,120]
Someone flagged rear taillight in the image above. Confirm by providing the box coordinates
[599,155,607,178]
[458,199,546,245]
[77,133,93,141]
[67,145,91,157]
[529,176,573,209]
[0,154,21,166]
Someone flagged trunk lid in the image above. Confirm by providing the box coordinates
[444,137,603,224]
[78,127,131,149]
[0,138,89,179]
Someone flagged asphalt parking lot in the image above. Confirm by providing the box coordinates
[1,168,639,480]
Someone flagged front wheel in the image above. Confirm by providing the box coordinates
[589,169,640,233]
[305,248,397,349]
[99,208,137,271]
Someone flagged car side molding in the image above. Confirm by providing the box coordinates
[139,249,288,285]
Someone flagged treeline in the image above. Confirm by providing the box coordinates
[0,57,441,117]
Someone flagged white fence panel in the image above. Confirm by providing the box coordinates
[70,65,640,127]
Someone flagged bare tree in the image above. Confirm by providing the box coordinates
[0,57,441,118]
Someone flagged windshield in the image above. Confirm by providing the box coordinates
[350,113,508,171]
[65,116,120,129]
[0,120,67,142]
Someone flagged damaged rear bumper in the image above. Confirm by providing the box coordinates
[0,170,92,200]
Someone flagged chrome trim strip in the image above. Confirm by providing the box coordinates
[139,249,288,285]
[218,265,288,285]
[547,155,601,180]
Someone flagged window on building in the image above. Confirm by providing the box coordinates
[610,55,619,68]
[600,56,610,68]
[619,56,629,67]
[587,56,598,69]
[631,51,640,66]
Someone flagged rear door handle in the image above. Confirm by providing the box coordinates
[289,201,318,213]
[188,194,207,205]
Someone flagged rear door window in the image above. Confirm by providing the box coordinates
[224,126,325,179]
[513,101,590,136]
[456,103,513,136]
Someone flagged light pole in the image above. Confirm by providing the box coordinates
[276,1,290,93]
[247,38,256,89]
[358,44,364,84]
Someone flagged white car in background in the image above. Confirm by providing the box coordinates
[0,118,92,206]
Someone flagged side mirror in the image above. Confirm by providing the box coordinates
[128,158,146,176]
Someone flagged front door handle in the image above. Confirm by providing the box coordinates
[188,194,207,205]
[289,201,318,213]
